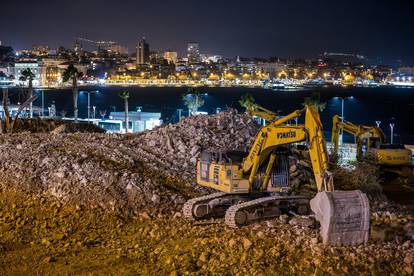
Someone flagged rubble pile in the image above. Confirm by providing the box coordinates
[140,109,259,181]
[0,110,259,214]
[0,191,413,275]
[0,110,405,214]
[11,118,105,134]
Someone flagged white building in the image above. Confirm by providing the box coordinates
[14,60,41,86]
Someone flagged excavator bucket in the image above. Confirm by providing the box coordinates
[310,190,370,246]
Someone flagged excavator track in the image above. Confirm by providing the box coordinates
[182,192,227,220]
[225,195,309,228]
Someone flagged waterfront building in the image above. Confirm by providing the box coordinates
[103,111,162,133]
[136,37,150,65]
[14,60,41,86]
[39,58,69,87]
[257,62,287,77]
[164,51,178,64]
[399,67,414,75]
[201,54,222,63]
[187,42,200,64]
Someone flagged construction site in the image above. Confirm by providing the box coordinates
[0,105,413,275]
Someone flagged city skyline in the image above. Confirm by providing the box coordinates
[0,0,413,65]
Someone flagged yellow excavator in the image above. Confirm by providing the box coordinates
[183,105,370,246]
[331,115,412,175]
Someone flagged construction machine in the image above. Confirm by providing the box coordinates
[183,105,370,246]
[331,115,412,176]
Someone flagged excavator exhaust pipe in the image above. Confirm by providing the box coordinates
[310,190,370,246]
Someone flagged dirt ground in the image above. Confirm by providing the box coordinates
[1,191,413,276]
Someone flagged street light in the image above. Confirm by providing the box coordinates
[41,90,44,117]
[177,109,183,122]
[80,90,99,123]
[334,96,354,122]
[333,96,354,154]
[389,123,395,144]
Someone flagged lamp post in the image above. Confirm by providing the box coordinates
[81,90,99,123]
[41,90,44,117]
[177,109,183,122]
[334,96,354,148]
[389,123,395,144]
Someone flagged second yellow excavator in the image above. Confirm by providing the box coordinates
[183,105,370,246]
[331,115,412,175]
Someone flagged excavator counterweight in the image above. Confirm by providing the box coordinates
[184,105,371,246]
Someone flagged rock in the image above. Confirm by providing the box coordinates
[289,216,315,228]
[242,238,252,250]
[228,239,237,247]
[199,252,208,262]
[370,227,386,242]
[50,125,67,135]
[310,237,319,245]
[265,220,276,228]
[279,215,289,224]
[404,254,413,264]
[139,212,151,220]
[173,212,182,219]
[190,145,200,156]
[151,194,161,204]
[403,222,414,240]
[289,164,297,174]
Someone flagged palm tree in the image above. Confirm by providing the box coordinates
[62,64,83,121]
[238,93,256,111]
[302,92,326,111]
[119,90,129,134]
[19,68,35,118]
[182,88,205,115]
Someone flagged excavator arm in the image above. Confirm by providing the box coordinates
[247,104,279,122]
[332,115,386,160]
[242,105,333,192]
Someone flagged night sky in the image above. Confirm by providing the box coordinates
[1,0,413,65]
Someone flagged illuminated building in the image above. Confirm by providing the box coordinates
[200,54,222,63]
[31,45,49,56]
[187,42,200,63]
[136,37,150,65]
[164,51,178,64]
[14,60,41,86]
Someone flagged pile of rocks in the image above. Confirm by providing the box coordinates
[0,110,259,214]
[139,109,259,182]
[9,118,105,134]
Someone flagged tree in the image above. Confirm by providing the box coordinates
[182,88,205,115]
[302,92,326,111]
[62,64,83,121]
[238,93,256,111]
[0,46,14,63]
[119,90,129,134]
[1,88,37,133]
[19,68,35,118]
